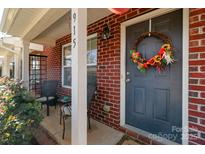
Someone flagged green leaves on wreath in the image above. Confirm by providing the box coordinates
[162,59,167,65]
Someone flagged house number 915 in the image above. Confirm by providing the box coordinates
[72,12,76,48]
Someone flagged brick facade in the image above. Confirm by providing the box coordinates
[31,8,205,144]
[88,8,155,130]
[189,8,205,145]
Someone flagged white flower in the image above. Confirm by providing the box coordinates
[163,52,174,65]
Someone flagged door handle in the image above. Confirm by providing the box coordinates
[126,78,130,83]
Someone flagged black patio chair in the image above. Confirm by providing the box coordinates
[60,74,97,139]
[36,80,58,116]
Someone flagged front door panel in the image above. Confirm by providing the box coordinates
[125,9,182,143]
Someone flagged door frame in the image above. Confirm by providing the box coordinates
[120,8,189,145]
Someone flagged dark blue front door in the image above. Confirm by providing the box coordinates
[125,10,182,143]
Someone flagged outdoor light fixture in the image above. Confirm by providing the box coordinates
[102,24,110,40]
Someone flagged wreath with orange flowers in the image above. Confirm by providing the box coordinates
[130,32,175,73]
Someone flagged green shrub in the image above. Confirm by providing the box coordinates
[0,77,43,144]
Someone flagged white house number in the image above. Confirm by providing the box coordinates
[72,12,76,48]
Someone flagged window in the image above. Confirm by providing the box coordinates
[62,34,97,88]
[87,36,97,66]
[87,36,97,79]
[62,44,72,87]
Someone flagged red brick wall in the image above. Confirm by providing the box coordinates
[87,8,155,129]
[189,8,205,145]
[31,8,205,145]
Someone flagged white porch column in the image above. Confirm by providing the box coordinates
[2,55,9,77]
[14,47,21,80]
[71,8,87,145]
[22,41,30,89]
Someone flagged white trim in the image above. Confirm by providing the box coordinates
[87,33,97,40]
[182,8,189,145]
[120,22,126,126]
[29,43,44,51]
[61,43,72,88]
[87,63,97,67]
[120,8,189,145]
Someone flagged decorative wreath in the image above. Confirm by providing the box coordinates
[130,32,175,73]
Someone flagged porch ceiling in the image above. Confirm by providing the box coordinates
[31,8,112,46]
[0,8,70,44]
[1,8,112,47]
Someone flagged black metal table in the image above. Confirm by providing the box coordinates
[58,96,72,122]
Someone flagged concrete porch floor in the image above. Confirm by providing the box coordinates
[37,105,124,145]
